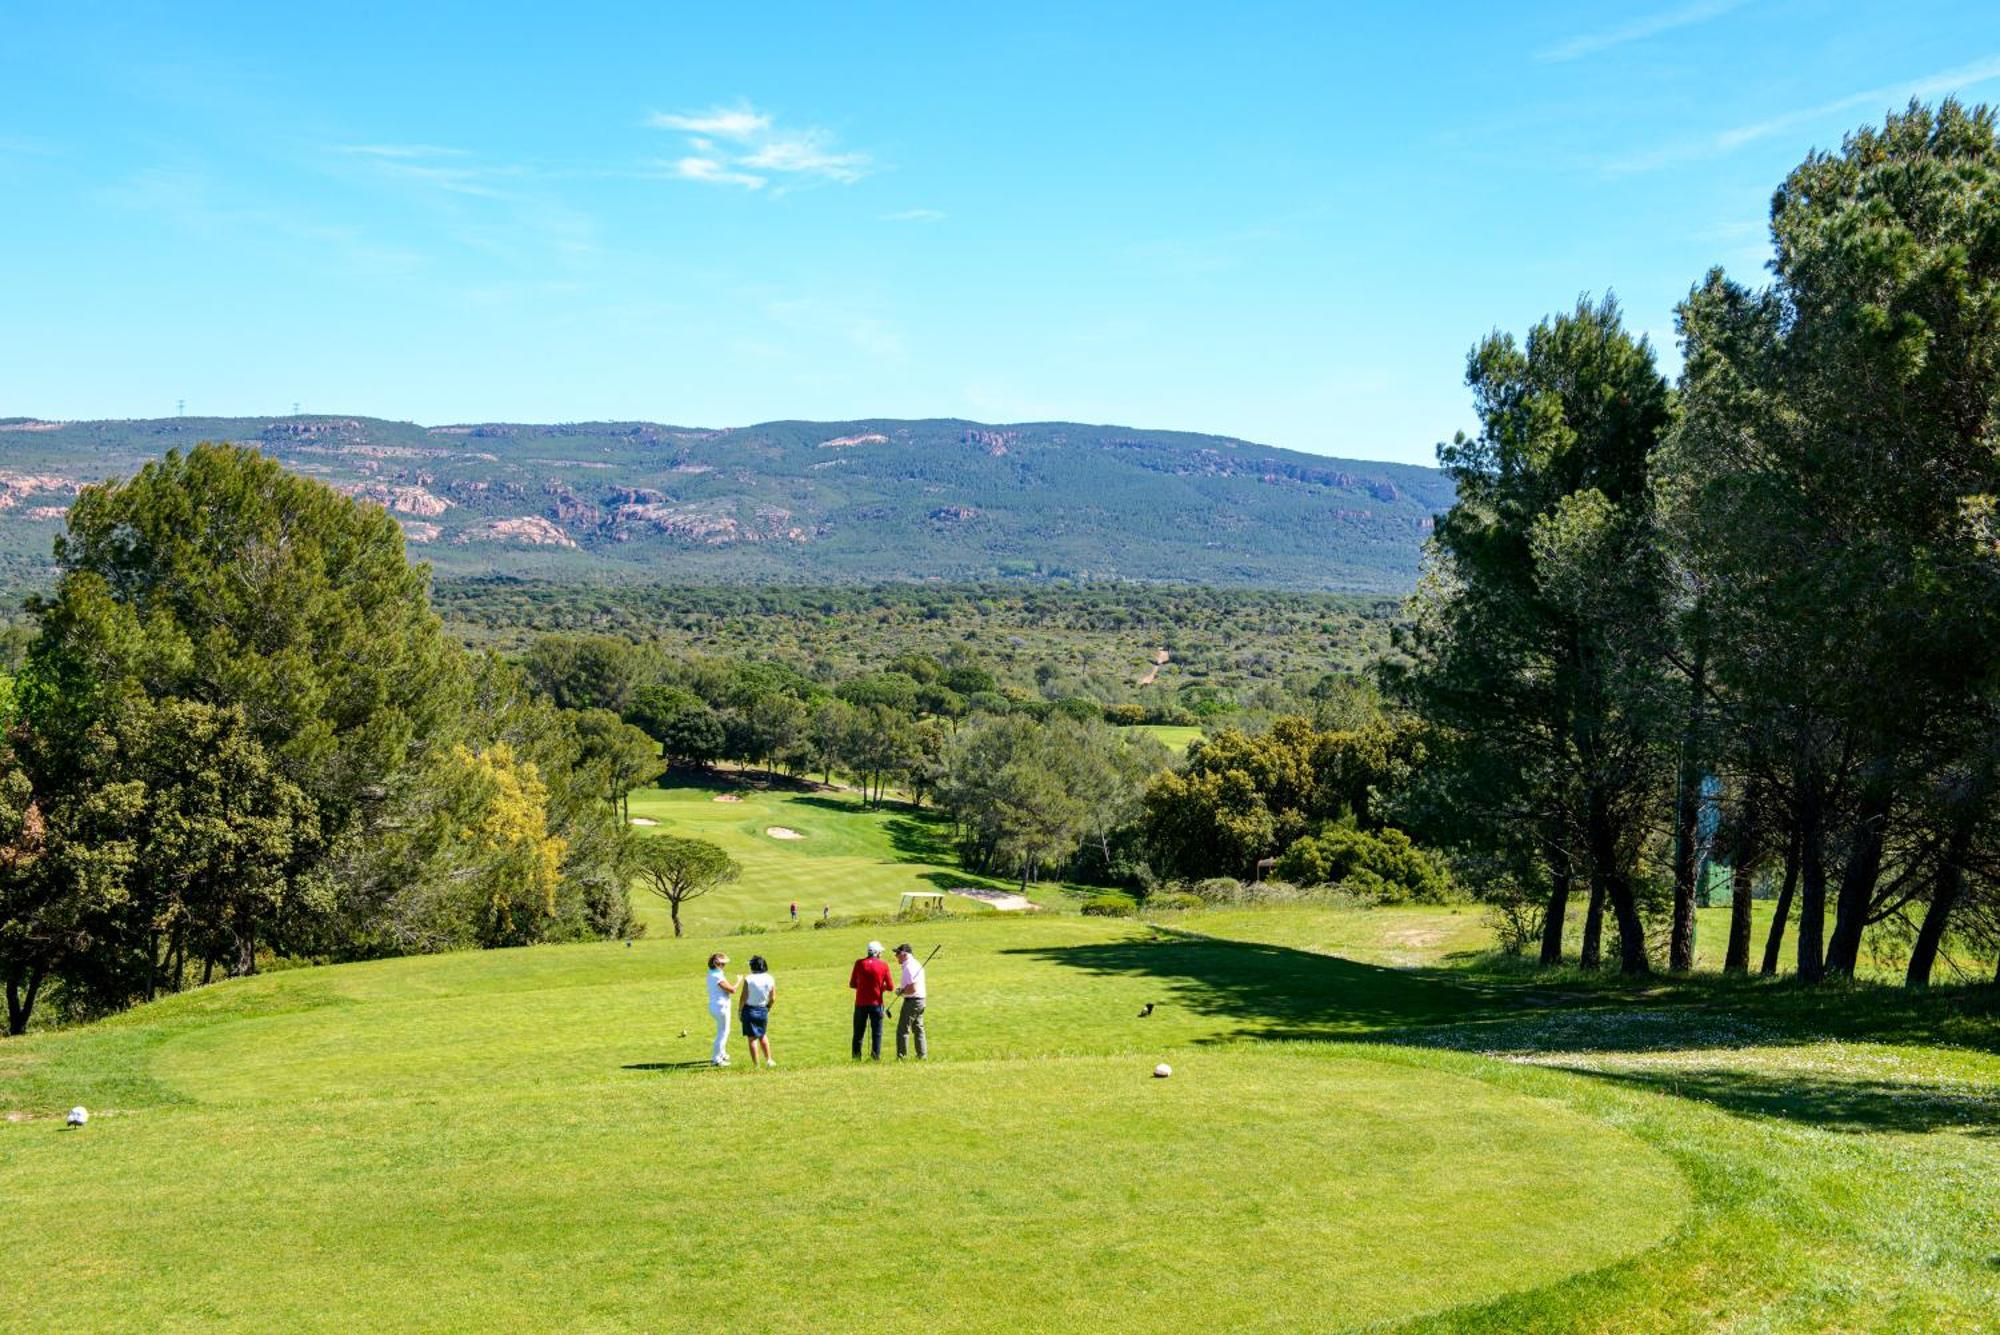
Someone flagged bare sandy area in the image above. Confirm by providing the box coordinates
[712,794,743,803]
[628,817,659,827]
[950,887,1035,911]
[765,827,805,840]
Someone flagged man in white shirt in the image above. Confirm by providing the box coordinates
[893,943,928,1060]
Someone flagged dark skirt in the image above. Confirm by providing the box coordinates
[740,1004,770,1039]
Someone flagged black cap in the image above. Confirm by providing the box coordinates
[894,943,913,955]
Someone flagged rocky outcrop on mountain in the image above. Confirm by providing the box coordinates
[0,472,80,509]
[399,521,441,543]
[453,516,576,548]
[820,432,889,449]
[339,483,452,517]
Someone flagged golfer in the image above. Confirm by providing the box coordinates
[705,952,738,1067]
[849,941,893,1060]
[893,943,928,1060]
[740,955,777,1068]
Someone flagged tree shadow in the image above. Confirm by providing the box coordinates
[1536,1062,2000,1136]
[1011,929,2000,1058]
[1003,934,1554,1040]
[882,816,958,864]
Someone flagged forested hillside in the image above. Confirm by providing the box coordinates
[0,416,1449,591]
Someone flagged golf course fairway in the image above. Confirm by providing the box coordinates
[1,915,1691,1331]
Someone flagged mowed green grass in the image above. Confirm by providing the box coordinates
[0,916,1692,1332]
[6,879,1999,1329]
[622,781,1027,935]
[1125,723,1204,754]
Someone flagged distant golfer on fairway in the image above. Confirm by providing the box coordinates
[740,955,777,1068]
[893,943,928,1060]
[849,941,893,1060]
[706,952,738,1067]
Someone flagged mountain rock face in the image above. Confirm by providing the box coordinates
[0,415,1453,590]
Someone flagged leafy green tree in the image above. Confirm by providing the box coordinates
[1274,826,1454,902]
[21,444,462,974]
[571,708,661,821]
[628,835,739,937]
[1392,297,1673,974]
[1664,101,2000,982]
[521,635,645,714]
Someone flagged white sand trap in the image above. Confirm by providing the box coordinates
[950,888,1035,911]
[627,817,659,826]
[765,826,805,840]
[712,793,743,803]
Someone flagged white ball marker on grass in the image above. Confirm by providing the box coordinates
[1153,1063,1172,1079]
[67,1106,88,1127]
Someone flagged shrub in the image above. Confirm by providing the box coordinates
[732,922,770,936]
[1081,895,1137,917]
[1144,890,1204,912]
[1190,877,1244,903]
[1273,827,1454,903]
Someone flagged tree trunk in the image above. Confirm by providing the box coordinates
[1796,786,1828,982]
[1538,860,1572,967]
[1907,818,1974,988]
[1580,876,1606,970]
[231,901,257,977]
[1825,780,1892,978]
[201,953,216,987]
[1586,793,1649,975]
[5,966,41,1036]
[1668,637,1708,972]
[670,903,683,938]
[1723,794,1763,975]
[1761,824,1800,977]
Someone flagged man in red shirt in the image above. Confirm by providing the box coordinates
[849,941,894,1060]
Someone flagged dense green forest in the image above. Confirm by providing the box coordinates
[435,578,1399,713]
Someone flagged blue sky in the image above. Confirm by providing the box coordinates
[3,1,1997,465]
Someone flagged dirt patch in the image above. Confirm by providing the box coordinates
[628,817,659,827]
[765,827,805,840]
[1137,647,1170,687]
[712,793,743,803]
[950,887,1036,911]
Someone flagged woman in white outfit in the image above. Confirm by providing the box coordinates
[705,952,738,1066]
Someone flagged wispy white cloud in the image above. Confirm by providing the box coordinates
[649,102,872,189]
[880,208,946,223]
[1715,53,2000,151]
[1538,0,1747,63]
[646,106,771,141]
[668,156,766,190]
[1605,52,2000,173]
[740,134,868,183]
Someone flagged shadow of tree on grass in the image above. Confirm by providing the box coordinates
[1535,1061,2000,1136]
[1009,928,2000,1130]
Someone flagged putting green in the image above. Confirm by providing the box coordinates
[0,917,1689,1331]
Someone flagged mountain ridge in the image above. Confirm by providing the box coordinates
[0,414,1453,591]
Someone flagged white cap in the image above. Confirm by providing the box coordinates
[866,941,884,956]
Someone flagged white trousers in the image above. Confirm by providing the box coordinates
[710,1006,731,1063]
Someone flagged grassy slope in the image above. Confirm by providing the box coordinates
[5,825,1999,1329]
[1,917,1687,1332]
[621,781,1029,936]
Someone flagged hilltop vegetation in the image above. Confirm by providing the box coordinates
[0,415,1452,591]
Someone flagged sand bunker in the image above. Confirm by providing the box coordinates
[950,887,1035,911]
[712,794,743,803]
[765,827,805,840]
[628,817,659,827]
